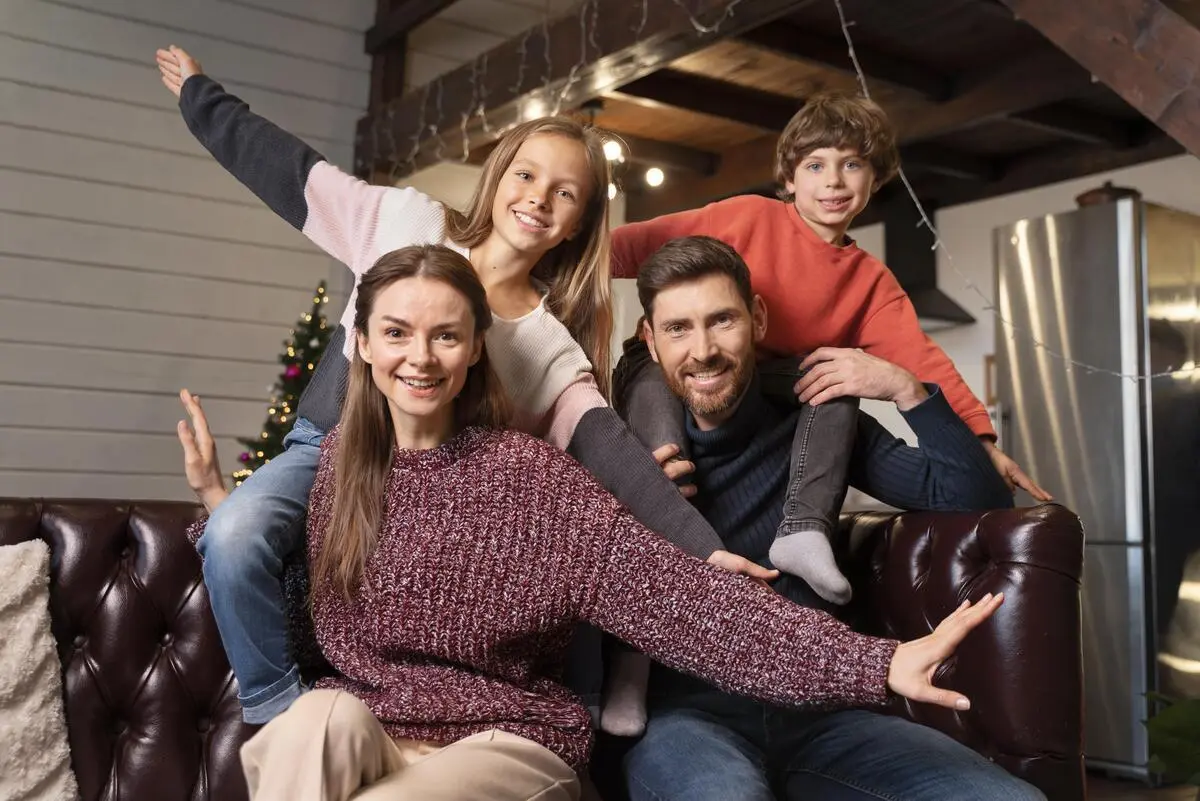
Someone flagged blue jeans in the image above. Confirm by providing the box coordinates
[197,416,324,724]
[624,687,1045,801]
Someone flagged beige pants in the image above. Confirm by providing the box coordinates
[241,689,581,801]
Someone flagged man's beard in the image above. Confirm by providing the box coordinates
[664,354,753,419]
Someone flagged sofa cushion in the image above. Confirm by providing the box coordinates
[0,539,80,801]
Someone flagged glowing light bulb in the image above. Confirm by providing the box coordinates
[603,140,623,161]
[645,167,664,187]
[607,182,617,200]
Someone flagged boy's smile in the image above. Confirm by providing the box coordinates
[785,146,877,245]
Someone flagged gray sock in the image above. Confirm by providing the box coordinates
[600,648,650,737]
[769,527,852,605]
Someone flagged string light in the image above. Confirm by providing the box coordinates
[386,0,753,177]
[831,0,1196,381]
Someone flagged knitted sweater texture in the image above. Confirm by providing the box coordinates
[306,427,898,770]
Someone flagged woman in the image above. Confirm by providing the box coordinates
[179,245,1002,801]
[157,46,756,727]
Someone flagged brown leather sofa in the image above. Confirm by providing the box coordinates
[0,498,1085,801]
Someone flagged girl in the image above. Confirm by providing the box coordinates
[178,245,1004,801]
[155,46,760,727]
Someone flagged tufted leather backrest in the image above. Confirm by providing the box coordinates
[0,499,255,801]
[841,503,1086,801]
[1,497,1084,801]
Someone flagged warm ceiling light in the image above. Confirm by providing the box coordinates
[645,166,664,187]
[607,182,617,200]
[603,140,623,161]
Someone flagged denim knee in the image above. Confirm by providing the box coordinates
[198,501,288,585]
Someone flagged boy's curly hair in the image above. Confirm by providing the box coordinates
[774,93,900,201]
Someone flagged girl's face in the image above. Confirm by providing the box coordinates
[489,133,593,258]
[356,276,483,428]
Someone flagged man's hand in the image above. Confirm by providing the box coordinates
[982,440,1052,502]
[177,389,229,513]
[155,45,204,99]
[651,443,697,499]
[706,550,780,590]
[887,593,1004,710]
[795,347,929,410]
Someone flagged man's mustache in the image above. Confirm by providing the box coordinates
[681,357,731,376]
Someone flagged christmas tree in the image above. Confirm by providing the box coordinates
[232,281,332,487]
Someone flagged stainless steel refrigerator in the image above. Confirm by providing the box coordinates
[994,198,1200,779]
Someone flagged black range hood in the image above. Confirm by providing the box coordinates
[879,192,975,332]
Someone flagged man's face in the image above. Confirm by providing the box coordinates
[644,273,767,430]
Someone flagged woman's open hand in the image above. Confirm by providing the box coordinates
[886,592,1004,710]
[177,389,229,513]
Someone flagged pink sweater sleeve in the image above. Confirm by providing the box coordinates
[300,162,390,276]
[584,510,898,709]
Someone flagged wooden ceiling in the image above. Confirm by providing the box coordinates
[359,0,1195,222]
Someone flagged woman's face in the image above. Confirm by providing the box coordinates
[356,276,483,425]
[489,133,593,258]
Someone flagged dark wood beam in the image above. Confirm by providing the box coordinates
[901,143,999,182]
[1006,105,1137,147]
[887,49,1093,141]
[367,0,411,113]
[615,134,721,176]
[625,134,777,221]
[365,0,458,56]
[616,70,800,130]
[997,0,1200,157]
[736,24,952,100]
[931,134,1185,207]
[358,0,807,179]
[620,73,997,180]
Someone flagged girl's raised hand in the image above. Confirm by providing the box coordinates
[155,45,204,99]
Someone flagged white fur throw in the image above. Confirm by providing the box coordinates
[0,540,80,801]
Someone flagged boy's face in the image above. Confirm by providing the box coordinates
[785,147,876,245]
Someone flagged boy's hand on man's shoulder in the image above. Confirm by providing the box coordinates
[794,347,928,411]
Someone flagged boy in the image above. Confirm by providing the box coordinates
[601,94,1048,735]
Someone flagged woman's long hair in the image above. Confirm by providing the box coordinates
[316,245,512,598]
[444,116,614,397]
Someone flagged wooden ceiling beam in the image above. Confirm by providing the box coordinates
[618,72,998,181]
[356,0,807,179]
[615,134,721,176]
[996,0,1200,157]
[930,134,1185,207]
[616,70,800,131]
[887,49,1093,141]
[1006,105,1137,147]
[901,143,999,182]
[365,0,459,56]
[736,24,952,100]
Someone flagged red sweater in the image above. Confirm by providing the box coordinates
[612,195,994,438]
[306,426,897,770]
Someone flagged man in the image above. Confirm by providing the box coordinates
[616,235,1042,801]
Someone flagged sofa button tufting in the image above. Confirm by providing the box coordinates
[197,718,210,733]
[120,546,132,559]
[73,635,86,648]
[161,633,174,646]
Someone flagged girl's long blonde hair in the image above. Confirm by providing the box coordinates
[316,245,511,598]
[444,117,614,397]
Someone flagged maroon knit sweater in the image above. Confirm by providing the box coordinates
[303,426,898,770]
